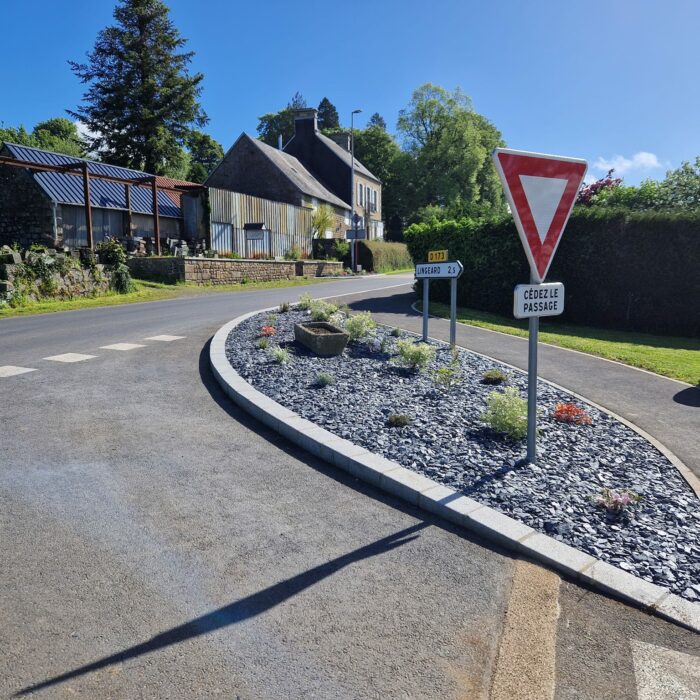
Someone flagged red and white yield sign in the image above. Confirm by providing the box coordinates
[493,148,587,283]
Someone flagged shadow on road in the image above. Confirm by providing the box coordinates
[15,523,426,697]
[673,385,700,407]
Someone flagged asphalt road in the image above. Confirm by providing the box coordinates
[1,274,698,699]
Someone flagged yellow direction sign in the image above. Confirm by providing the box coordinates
[427,249,448,262]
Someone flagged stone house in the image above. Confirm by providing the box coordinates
[0,142,195,250]
[284,109,383,239]
[204,134,351,239]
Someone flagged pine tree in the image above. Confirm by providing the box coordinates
[69,0,207,175]
[367,112,387,130]
[317,97,340,131]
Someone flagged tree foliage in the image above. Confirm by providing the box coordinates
[257,92,308,147]
[367,112,387,130]
[69,0,207,176]
[397,83,506,220]
[317,97,340,131]
[185,130,224,182]
[0,118,87,157]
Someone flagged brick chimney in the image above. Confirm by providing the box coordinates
[328,132,351,151]
[293,108,318,137]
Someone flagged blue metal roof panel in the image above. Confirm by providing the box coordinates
[5,143,180,217]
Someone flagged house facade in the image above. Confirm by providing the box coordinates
[284,109,383,239]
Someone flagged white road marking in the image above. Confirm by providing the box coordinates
[143,335,185,342]
[100,343,147,351]
[0,365,37,377]
[44,353,97,363]
[632,640,700,699]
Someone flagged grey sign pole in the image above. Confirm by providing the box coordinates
[422,279,429,341]
[526,272,539,463]
[450,277,457,349]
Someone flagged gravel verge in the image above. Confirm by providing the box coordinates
[226,307,700,602]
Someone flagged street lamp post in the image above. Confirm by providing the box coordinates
[350,108,362,272]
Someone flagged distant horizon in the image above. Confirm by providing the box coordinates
[3,0,698,187]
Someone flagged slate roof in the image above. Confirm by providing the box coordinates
[1,143,198,218]
[248,136,351,209]
[315,131,380,182]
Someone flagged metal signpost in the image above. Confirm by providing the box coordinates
[415,258,463,348]
[493,148,587,463]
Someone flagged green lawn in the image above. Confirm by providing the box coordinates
[421,301,700,384]
[0,277,332,320]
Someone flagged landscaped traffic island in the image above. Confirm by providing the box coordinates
[225,298,700,604]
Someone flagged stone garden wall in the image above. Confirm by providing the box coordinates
[128,257,343,285]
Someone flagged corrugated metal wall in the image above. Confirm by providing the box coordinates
[206,188,314,257]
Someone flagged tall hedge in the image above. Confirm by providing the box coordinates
[356,240,412,273]
[405,209,700,336]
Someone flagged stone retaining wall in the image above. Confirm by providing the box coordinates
[128,257,343,285]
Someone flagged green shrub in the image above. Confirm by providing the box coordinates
[404,209,700,336]
[390,327,402,337]
[297,292,313,310]
[345,311,376,340]
[387,413,412,427]
[284,245,301,261]
[333,238,350,260]
[309,299,338,321]
[270,346,291,364]
[482,369,508,385]
[315,371,335,387]
[395,339,436,371]
[96,237,127,266]
[279,302,290,313]
[481,387,528,439]
[111,263,133,294]
[256,337,269,350]
[356,240,412,273]
[432,357,461,388]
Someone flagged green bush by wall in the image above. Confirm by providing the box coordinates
[356,240,412,273]
[405,209,700,336]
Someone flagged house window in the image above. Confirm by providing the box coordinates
[358,183,363,206]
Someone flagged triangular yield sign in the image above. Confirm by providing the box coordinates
[493,148,587,282]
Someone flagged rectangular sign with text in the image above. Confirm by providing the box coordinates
[415,261,463,279]
[513,282,565,319]
[428,249,448,262]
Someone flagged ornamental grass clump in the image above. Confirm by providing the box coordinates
[390,327,402,337]
[387,414,412,428]
[553,402,592,425]
[309,299,338,321]
[395,339,436,372]
[315,371,335,387]
[482,369,508,385]
[594,488,642,514]
[345,311,376,340]
[297,293,313,310]
[481,387,528,439]
[279,302,290,313]
[255,337,269,350]
[270,346,291,364]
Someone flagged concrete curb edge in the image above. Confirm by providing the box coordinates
[210,310,700,635]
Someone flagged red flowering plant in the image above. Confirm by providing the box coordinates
[576,169,623,206]
[259,325,276,337]
[552,402,592,425]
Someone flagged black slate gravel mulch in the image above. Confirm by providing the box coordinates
[226,308,700,602]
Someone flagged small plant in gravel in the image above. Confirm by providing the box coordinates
[481,387,528,439]
[395,339,436,372]
[297,293,313,310]
[345,311,376,340]
[279,302,290,313]
[594,488,642,514]
[432,356,461,389]
[387,414,412,427]
[553,402,592,425]
[315,371,335,387]
[309,299,338,321]
[390,327,402,337]
[256,337,269,350]
[267,314,278,322]
[482,369,508,385]
[270,346,291,364]
[260,325,276,337]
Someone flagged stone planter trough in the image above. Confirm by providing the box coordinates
[294,322,349,357]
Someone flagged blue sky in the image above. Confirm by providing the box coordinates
[3,0,699,184]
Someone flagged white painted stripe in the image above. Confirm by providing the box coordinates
[99,343,146,351]
[43,353,97,363]
[143,335,186,342]
[0,365,37,377]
